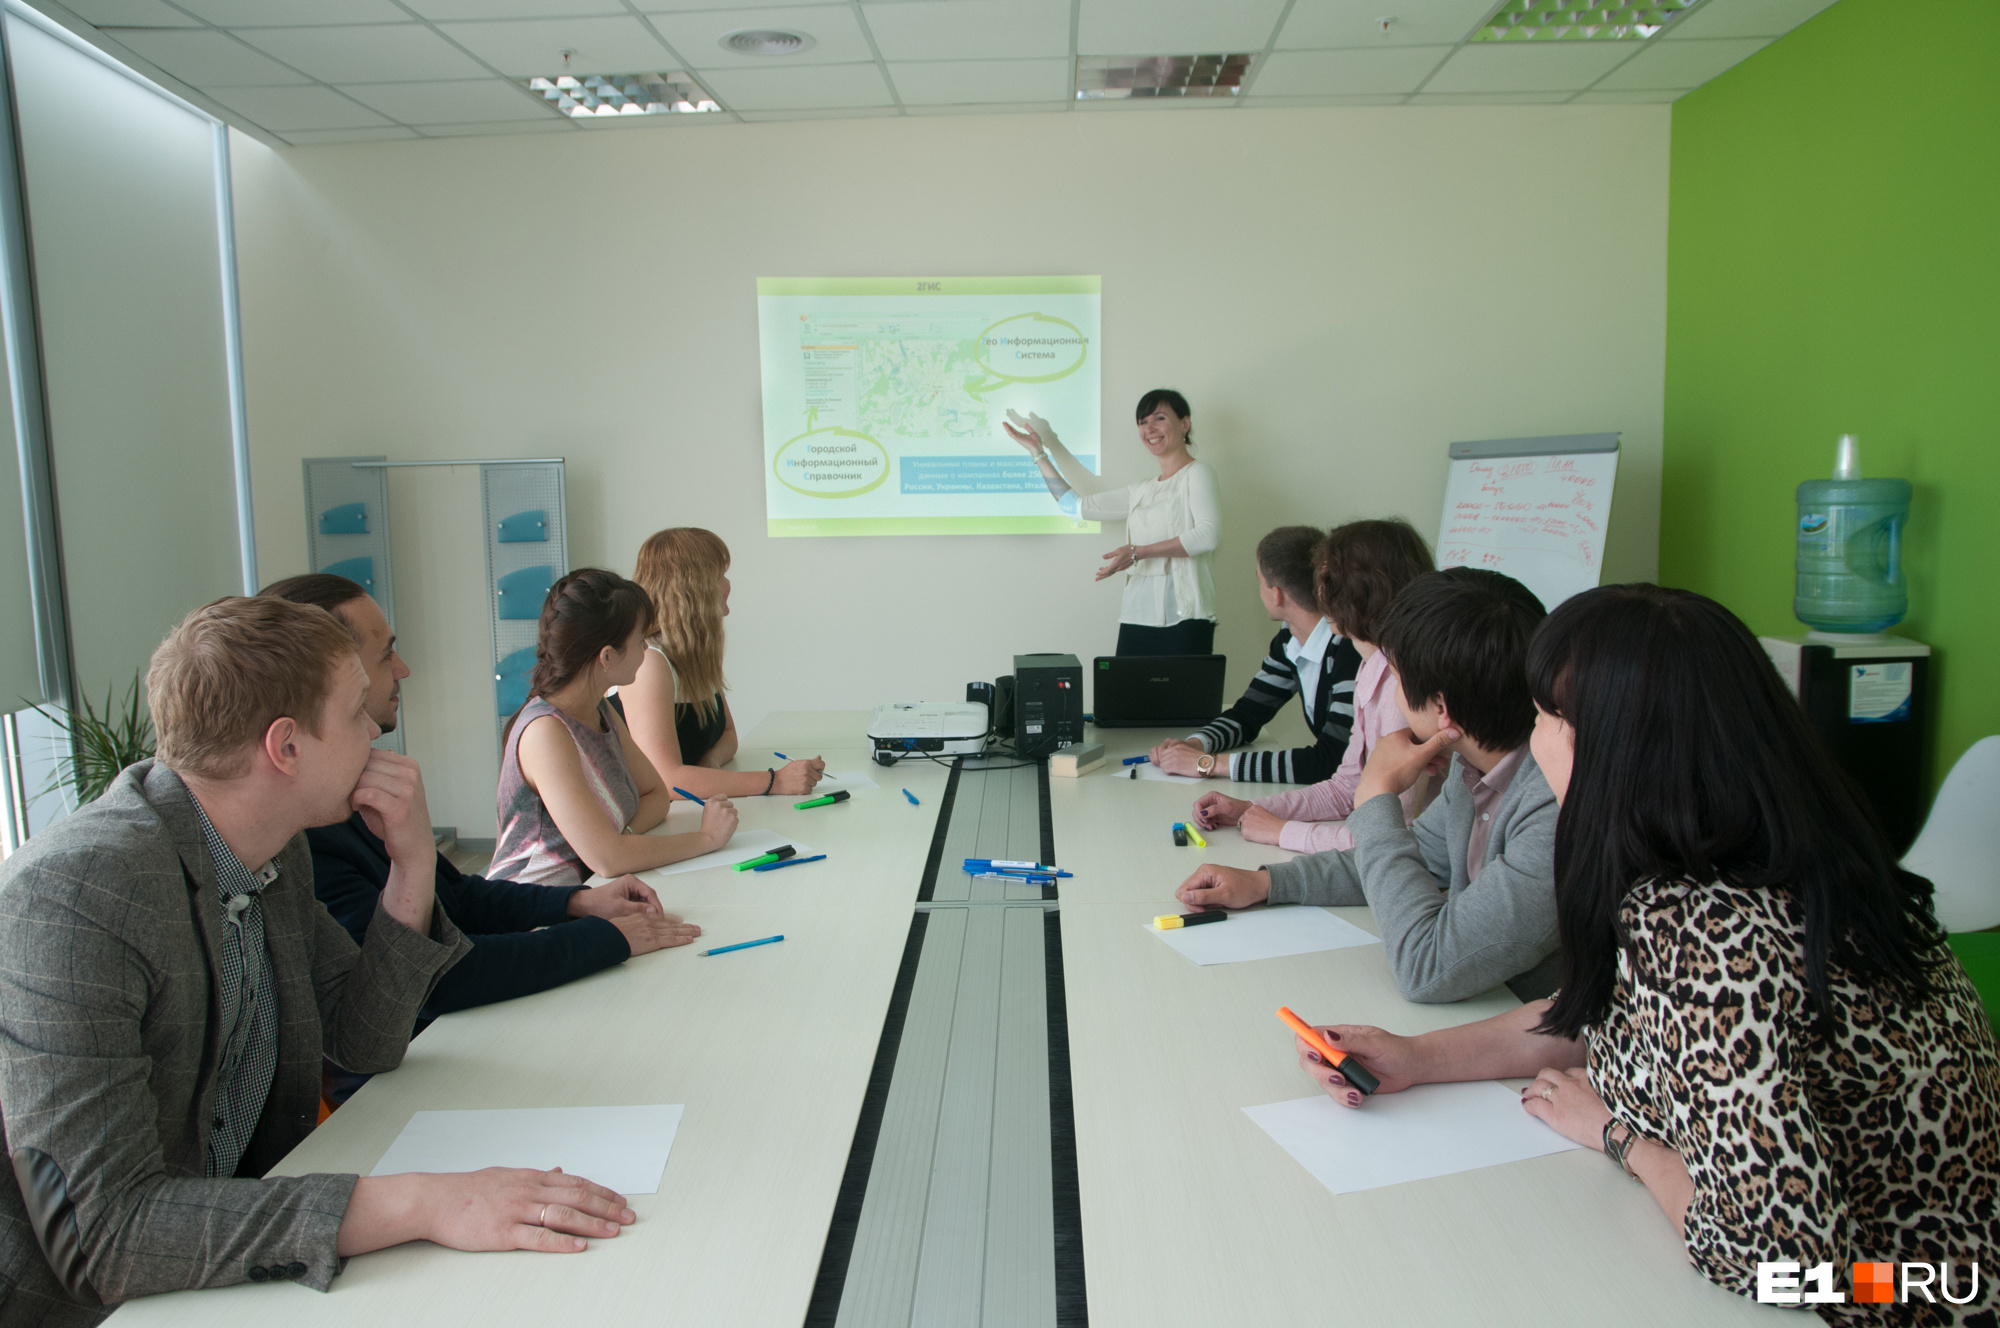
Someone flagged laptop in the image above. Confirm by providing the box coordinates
[1091,655,1227,728]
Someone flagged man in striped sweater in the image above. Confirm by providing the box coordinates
[1149,526,1363,784]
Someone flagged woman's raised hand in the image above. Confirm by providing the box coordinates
[1002,409,1059,457]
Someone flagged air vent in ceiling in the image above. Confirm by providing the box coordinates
[1472,0,1710,42]
[720,29,815,56]
[1075,54,1256,100]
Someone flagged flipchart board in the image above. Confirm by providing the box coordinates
[1435,433,1620,613]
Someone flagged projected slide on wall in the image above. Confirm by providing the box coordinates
[757,276,1101,537]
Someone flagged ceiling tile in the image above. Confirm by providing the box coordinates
[1596,35,1769,89]
[281,127,421,145]
[105,29,309,85]
[208,84,394,129]
[1666,0,1839,39]
[174,0,408,23]
[1250,45,1449,96]
[1421,41,1632,93]
[241,25,490,83]
[888,57,1069,105]
[904,99,1072,116]
[1076,0,1288,57]
[64,0,199,25]
[696,61,892,108]
[652,6,874,67]
[1238,93,1410,105]
[407,0,625,18]
[434,16,675,75]
[1407,91,1574,103]
[1277,0,1496,50]
[413,118,579,135]
[1572,88,1681,102]
[339,78,554,123]
[735,105,899,121]
[861,0,1072,61]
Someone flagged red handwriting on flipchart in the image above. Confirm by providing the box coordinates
[1439,453,1606,576]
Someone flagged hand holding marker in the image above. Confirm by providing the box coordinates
[1277,1007,1380,1096]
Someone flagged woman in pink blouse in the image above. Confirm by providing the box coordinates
[1193,519,1436,850]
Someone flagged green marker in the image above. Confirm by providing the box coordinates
[794,790,852,810]
[732,844,797,871]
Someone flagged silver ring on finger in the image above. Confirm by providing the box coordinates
[539,1204,549,1227]
[1539,1085,1555,1101]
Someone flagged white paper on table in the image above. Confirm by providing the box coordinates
[1125,762,1204,786]
[371,1105,684,1195]
[645,829,817,878]
[1244,1084,1582,1196]
[818,770,879,792]
[1143,905,1380,965]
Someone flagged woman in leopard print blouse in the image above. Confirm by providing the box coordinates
[1291,585,1998,1324]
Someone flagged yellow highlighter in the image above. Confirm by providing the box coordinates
[1184,823,1207,848]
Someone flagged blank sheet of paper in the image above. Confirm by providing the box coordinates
[1144,906,1380,965]
[371,1105,684,1196]
[645,830,817,878]
[818,770,879,792]
[1244,1084,1582,1197]
[1125,763,1203,786]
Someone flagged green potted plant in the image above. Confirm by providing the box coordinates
[29,673,154,807]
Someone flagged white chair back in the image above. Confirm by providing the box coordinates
[1902,736,2000,932]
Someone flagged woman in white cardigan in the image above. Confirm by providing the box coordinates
[1002,389,1223,656]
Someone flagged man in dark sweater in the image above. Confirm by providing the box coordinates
[264,575,700,1031]
[1149,526,1363,784]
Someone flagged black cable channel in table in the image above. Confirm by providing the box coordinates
[914,756,963,904]
[802,908,931,1328]
[1042,909,1088,1326]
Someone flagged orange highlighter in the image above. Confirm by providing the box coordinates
[1277,1006,1381,1096]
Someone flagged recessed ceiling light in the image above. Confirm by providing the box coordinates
[1076,54,1256,101]
[720,29,815,56]
[523,72,719,118]
[1472,0,1710,42]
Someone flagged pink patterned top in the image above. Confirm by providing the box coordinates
[1252,650,1434,853]
[490,697,640,887]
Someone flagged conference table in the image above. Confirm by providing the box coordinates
[110,712,1767,1328]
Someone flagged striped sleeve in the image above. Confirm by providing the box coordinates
[1189,630,1298,752]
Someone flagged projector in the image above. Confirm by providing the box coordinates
[868,701,990,765]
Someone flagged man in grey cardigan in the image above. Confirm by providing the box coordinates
[1177,569,1560,1005]
[0,598,634,1326]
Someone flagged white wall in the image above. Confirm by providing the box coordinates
[230,105,1669,837]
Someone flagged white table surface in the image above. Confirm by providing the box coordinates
[106,714,1768,1327]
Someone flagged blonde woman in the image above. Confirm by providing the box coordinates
[622,528,825,800]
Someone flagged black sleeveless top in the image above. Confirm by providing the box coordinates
[652,644,728,766]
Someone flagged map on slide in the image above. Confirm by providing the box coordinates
[758,277,1101,537]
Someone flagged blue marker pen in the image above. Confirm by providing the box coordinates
[672,786,706,805]
[752,854,826,872]
[700,935,784,957]
[902,788,920,806]
[774,752,790,761]
[1122,755,1150,766]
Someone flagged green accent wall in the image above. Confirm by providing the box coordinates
[1661,0,2000,789]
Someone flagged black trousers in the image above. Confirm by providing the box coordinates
[1115,619,1217,657]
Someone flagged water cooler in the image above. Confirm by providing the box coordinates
[1758,436,1928,852]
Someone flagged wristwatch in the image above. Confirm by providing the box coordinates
[1602,1119,1643,1181]
[1196,753,1216,777]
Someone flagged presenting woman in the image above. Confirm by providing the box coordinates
[621,527,825,800]
[1003,389,1221,656]
[1289,584,1998,1323]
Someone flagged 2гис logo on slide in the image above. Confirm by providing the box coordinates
[1756,1261,1982,1306]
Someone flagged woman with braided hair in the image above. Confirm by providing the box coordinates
[491,568,737,887]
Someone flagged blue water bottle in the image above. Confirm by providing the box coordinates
[1794,435,1910,634]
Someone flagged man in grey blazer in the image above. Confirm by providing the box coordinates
[0,598,635,1326]
[1178,569,1560,1005]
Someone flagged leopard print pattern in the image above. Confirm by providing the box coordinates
[1585,878,1998,1326]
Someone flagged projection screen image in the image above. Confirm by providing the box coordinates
[758,276,1101,537]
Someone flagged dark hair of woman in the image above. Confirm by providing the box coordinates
[502,568,655,742]
[1314,518,1435,644]
[1527,583,1943,1041]
[1134,388,1192,447]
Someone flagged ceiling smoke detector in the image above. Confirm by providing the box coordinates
[720,29,814,56]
